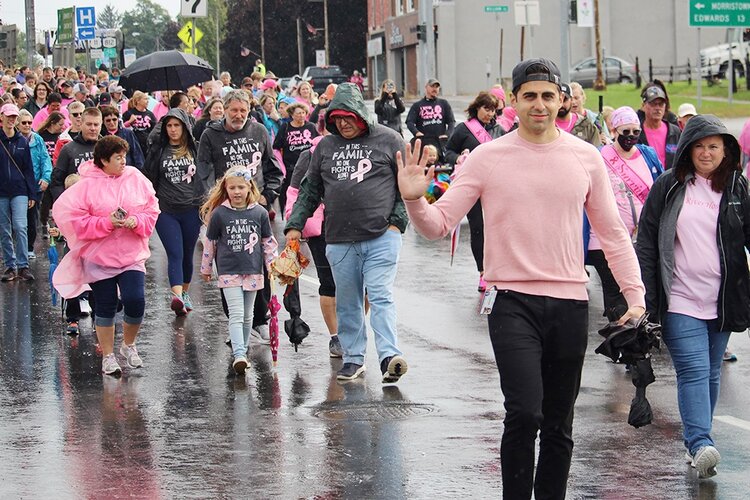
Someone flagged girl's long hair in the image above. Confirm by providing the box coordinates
[37,111,65,133]
[200,165,262,224]
[164,116,192,160]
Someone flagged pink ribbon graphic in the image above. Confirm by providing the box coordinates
[350,159,372,183]
[244,233,259,254]
[182,163,197,183]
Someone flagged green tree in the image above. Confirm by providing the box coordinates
[176,0,227,73]
[97,4,124,30]
[121,0,173,57]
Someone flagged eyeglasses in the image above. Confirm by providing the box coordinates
[70,112,82,117]
[19,121,32,125]
[619,128,641,136]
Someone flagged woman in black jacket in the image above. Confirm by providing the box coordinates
[143,108,202,316]
[374,79,405,135]
[636,114,750,480]
[444,91,504,292]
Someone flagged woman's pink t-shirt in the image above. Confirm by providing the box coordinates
[669,175,723,319]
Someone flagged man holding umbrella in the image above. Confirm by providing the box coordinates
[397,59,646,499]
[197,89,284,342]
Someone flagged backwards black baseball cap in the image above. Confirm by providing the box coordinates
[512,58,562,93]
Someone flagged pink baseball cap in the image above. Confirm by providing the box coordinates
[1,103,20,116]
[261,79,278,91]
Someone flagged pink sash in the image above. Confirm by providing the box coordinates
[465,118,493,144]
[601,146,650,204]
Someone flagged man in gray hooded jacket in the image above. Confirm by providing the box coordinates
[285,83,410,383]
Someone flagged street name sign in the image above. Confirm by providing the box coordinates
[690,1,750,27]
[484,5,509,12]
[57,8,74,44]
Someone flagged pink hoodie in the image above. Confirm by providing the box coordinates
[52,160,160,298]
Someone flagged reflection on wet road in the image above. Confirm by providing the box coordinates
[0,220,748,498]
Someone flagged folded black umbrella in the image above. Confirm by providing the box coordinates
[596,313,662,428]
[595,312,661,365]
[283,281,310,351]
[119,50,214,92]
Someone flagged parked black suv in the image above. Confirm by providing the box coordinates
[301,66,349,94]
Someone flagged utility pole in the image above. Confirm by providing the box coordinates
[323,0,329,65]
[296,17,303,74]
[24,0,35,67]
[417,0,435,87]
[260,0,265,62]
[592,0,606,90]
[559,0,570,83]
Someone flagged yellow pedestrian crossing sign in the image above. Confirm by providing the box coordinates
[177,21,203,47]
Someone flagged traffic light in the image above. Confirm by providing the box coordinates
[416,24,427,42]
[0,32,7,49]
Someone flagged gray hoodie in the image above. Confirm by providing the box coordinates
[51,134,98,200]
[285,83,408,243]
[196,118,283,205]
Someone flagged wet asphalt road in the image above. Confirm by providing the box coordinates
[1,214,749,500]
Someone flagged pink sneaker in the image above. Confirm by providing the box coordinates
[478,276,487,292]
[170,294,187,317]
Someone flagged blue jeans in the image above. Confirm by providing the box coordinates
[326,229,402,365]
[155,208,202,287]
[0,195,29,269]
[223,287,257,359]
[663,312,730,454]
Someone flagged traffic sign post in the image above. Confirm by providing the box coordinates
[178,21,204,55]
[76,7,96,41]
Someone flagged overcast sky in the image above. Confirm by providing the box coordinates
[3,1,183,31]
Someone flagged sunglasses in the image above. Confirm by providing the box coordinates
[19,121,32,125]
[619,128,641,136]
[70,112,82,117]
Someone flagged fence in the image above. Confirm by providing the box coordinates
[635,57,692,87]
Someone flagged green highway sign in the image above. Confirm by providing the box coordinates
[57,7,74,44]
[689,1,750,27]
[484,5,509,13]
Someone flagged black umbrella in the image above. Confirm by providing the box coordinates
[118,50,214,92]
[595,312,662,428]
[282,281,310,351]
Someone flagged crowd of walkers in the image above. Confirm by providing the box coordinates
[1,56,748,496]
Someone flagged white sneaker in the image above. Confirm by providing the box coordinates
[119,343,143,368]
[233,356,248,374]
[28,251,36,259]
[79,297,91,317]
[691,445,720,479]
[102,353,122,376]
[250,324,271,345]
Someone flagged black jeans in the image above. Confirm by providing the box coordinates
[487,290,588,500]
[587,249,628,322]
[466,200,484,273]
[27,203,39,253]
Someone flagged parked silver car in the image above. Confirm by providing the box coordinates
[569,56,639,87]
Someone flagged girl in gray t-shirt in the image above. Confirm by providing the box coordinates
[200,166,278,374]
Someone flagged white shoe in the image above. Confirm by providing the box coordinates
[250,324,271,345]
[691,445,720,479]
[233,356,248,374]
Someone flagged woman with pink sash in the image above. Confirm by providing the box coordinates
[444,91,504,292]
[589,106,663,321]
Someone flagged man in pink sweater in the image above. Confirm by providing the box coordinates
[398,59,646,499]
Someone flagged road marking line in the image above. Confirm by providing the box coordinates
[298,273,320,286]
[714,415,750,432]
